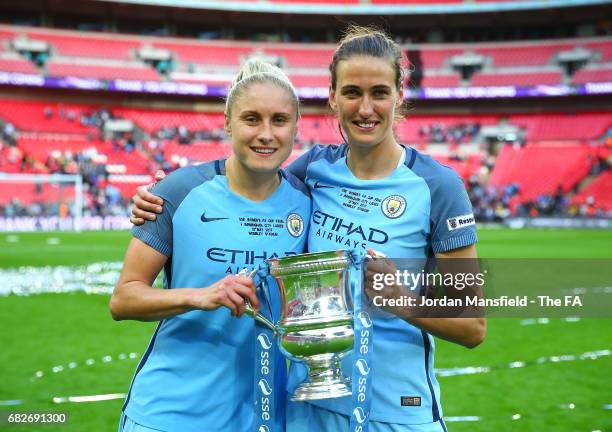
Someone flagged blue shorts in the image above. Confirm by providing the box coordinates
[118,414,163,432]
[287,401,448,432]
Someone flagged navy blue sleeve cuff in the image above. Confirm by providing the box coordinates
[432,232,478,254]
[132,226,172,257]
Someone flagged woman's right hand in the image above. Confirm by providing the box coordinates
[194,274,259,317]
[131,170,166,225]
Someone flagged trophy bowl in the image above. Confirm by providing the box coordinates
[253,250,357,401]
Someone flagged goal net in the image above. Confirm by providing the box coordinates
[0,173,83,232]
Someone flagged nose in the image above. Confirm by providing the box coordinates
[257,120,274,145]
[358,95,373,118]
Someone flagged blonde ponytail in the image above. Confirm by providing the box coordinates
[225,58,300,119]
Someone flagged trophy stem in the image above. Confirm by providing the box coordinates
[291,353,352,401]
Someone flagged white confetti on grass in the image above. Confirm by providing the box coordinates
[6,235,19,243]
[0,262,123,296]
[436,349,611,377]
[445,403,609,424]
[521,317,581,326]
[0,262,164,296]
[46,237,61,245]
[31,352,139,381]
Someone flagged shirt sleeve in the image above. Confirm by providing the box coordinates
[430,169,478,253]
[130,168,194,257]
[286,148,315,182]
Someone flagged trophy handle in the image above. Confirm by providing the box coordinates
[244,300,277,333]
[241,268,277,333]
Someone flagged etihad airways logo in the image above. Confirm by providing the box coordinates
[311,210,389,245]
[207,248,296,265]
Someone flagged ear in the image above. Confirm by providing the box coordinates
[328,86,337,112]
[224,114,231,135]
[396,87,405,109]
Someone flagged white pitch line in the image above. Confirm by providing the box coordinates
[445,416,481,422]
[0,399,23,406]
[53,393,126,404]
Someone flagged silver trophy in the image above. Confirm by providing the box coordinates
[247,250,359,401]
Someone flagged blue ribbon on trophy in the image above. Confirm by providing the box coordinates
[349,250,374,432]
[247,249,373,432]
[250,266,284,432]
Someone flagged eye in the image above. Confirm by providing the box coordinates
[373,89,390,98]
[342,88,360,98]
[244,115,258,123]
[273,116,289,125]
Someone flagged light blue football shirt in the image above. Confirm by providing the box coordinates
[123,159,310,432]
[286,144,477,425]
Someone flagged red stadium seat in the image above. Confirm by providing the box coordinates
[488,143,592,201]
[0,57,39,74]
[46,61,160,81]
[0,100,99,134]
[572,67,612,84]
[27,30,140,61]
[509,112,612,141]
[572,170,612,211]
[471,71,562,87]
[112,108,225,133]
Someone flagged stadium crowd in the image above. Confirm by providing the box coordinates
[1,104,611,220]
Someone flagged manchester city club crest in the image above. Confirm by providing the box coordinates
[286,213,304,237]
[381,195,407,219]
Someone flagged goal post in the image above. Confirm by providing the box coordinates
[0,173,83,232]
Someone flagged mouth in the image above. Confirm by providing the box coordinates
[251,146,278,156]
[352,120,379,132]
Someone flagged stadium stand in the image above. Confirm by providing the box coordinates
[417,74,461,88]
[111,107,225,133]
[0,12,610,218]
[487,143,594,201]
[0,100,99,134]
[46,60,161,81]
[0,182,76,206]
[508,112,611,141]
[573,66,612,84]
[474,44,573,67]
[370,0,461,3]
[1,24,610,89]
[25,30,139,60]
[0,56,39,74]
[572,170,612,211]
[470,71,562,87]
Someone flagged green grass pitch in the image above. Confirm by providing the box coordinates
[0,228,610,431]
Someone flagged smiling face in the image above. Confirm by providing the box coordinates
[225,81,297,174]
[330,55,404,151]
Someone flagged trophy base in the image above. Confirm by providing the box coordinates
[291,379,352,401]
[289,352,352,401]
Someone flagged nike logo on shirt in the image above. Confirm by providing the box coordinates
[201,212,229,223]
[313,181,334,189]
